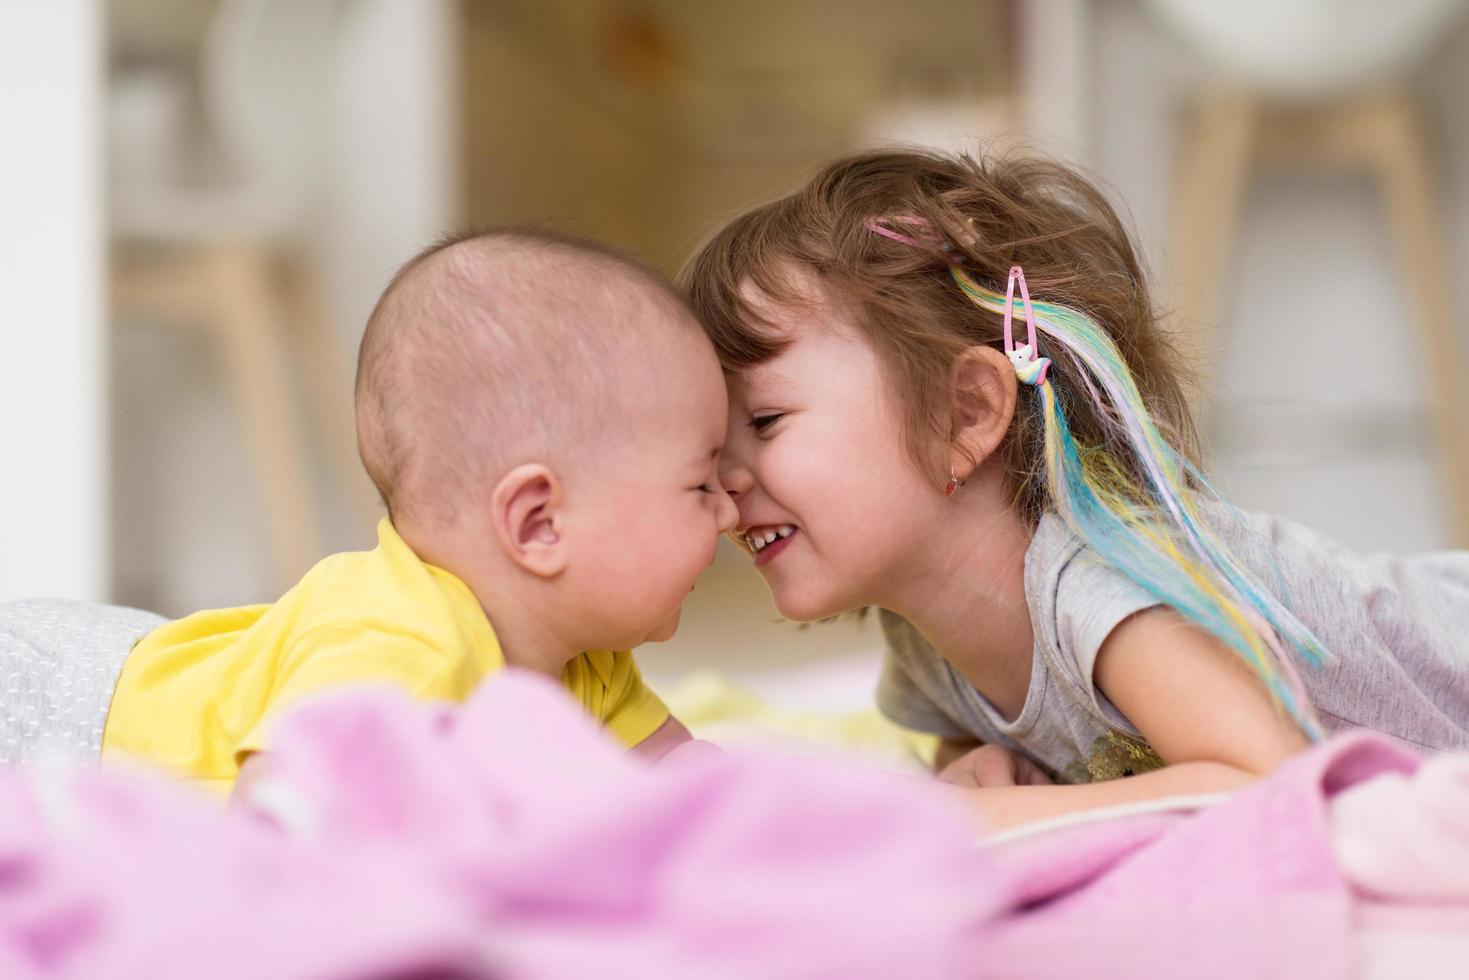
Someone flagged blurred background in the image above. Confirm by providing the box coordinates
[7,0,1469,696]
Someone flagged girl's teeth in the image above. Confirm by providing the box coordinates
[749,525,795,553]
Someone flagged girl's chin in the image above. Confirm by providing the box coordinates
[769,586,848,624]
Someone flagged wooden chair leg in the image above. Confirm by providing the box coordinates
[206,243,321,584]
[1367,90,1469,545]
[281,256,382,535]
[1169,87,1259,433]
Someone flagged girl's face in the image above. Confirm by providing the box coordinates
[718,279,947,621]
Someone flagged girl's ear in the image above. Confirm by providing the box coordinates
[947,345,1018,480]
[490,463,568,578]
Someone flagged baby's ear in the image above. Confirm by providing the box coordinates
[490,463,567,577]
[947,345,1017,478]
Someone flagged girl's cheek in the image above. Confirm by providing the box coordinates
[764,441,820,505]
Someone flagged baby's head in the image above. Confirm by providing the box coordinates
[683,148,1197,621]
[356,228,736,657]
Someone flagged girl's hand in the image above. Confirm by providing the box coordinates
[938,744,1053,788]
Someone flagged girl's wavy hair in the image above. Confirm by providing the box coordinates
[682,148,1198,522]
[681,147,1330,736]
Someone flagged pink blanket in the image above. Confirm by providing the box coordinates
[982,734,1414,978]
[1,670,1464,978]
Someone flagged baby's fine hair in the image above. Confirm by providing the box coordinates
[682,148,1331,736]
[356,226,692,526]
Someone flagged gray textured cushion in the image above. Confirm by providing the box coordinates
[0,599,165,763]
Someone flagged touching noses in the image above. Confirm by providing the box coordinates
[714,488,739,534]
[715,456,753,534]
[718,453,753,497]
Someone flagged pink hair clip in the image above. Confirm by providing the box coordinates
[864,216,963,260]
[1004,266,1050,387]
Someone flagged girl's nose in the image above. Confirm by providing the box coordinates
[718,457,753,500]
[715,489,739,534]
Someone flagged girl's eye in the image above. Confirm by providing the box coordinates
[749,413,784,433]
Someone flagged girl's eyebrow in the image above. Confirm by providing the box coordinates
[742,367,789,393]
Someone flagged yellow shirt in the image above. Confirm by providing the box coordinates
[102,519,669,793]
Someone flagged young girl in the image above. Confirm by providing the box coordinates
[683,148,1469,829]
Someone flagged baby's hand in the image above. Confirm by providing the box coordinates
[656,737,724,768]
[938,744,1052,788]
[630,715,695,763]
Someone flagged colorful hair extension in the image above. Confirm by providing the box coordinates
[942,263,1330,738]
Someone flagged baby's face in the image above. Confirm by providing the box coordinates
[564,326,737,650]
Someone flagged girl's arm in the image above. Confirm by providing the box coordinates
[1094,605,1312,770]
[960,758,1256,831]
[963,606,1311,832]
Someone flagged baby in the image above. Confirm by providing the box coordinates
[97,228,737,793]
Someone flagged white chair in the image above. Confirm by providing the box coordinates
[1151,0,1469,544]
[111,0,376,586]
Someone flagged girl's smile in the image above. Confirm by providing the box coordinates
[742,524,798,565]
